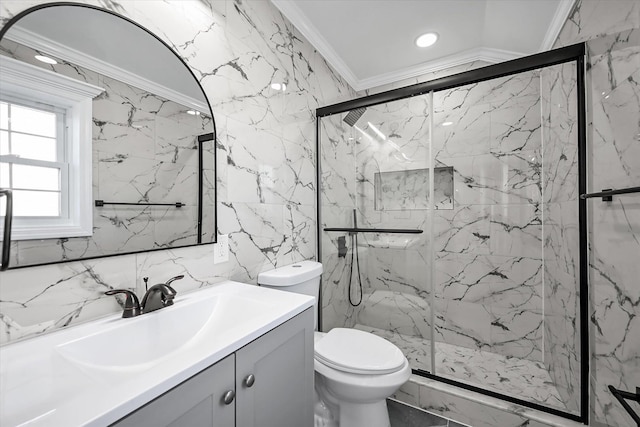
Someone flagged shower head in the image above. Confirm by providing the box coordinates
[343,107,366,127]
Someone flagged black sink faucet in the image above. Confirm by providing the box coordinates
[105,275,184,317]
[104,289,141,318]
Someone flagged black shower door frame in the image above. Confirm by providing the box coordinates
[315,42,588,424]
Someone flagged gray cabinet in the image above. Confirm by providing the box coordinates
[111,308,313,427]
[236,308,314,427]
[112,354,235,427]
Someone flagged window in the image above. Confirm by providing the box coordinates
[0,56,104,240]
[1,98,68,217]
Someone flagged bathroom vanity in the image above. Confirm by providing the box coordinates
[0,282,315,427]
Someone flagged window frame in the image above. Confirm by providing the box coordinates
[0,56,104,240]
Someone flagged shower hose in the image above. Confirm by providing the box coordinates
[348,231,363,307]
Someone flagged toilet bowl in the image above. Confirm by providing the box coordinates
[313,329,411,427]
[258,261,411,427]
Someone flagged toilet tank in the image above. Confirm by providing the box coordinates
[258,261,323,328]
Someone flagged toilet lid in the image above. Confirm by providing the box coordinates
[314,328,406,375]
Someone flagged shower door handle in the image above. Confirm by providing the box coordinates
[0,189,13,271]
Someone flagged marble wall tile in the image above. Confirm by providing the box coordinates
[540,58,582,414]
[553,0,640,49]
[435,253,542,306]
[433,70,540,121]
[434,299,493,351]
[433,103,492,158]
[362,246,430,296]
[437,152,541,206]
[553,0,639,422]
[488,305,543,361]
[434,205,491,254]
[0,256,136,343]
[356,290,432,340]
[541,63,579,205]
[319,250,358,332]
[489,204,542,258]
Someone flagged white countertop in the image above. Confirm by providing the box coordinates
[0,281,314,427]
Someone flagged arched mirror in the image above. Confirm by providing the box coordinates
[0,3,216,268]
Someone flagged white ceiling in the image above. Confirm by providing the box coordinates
[272,0,575,91]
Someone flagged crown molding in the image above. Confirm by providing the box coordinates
[539,0,576,51]
[5,26,209,113]
[355,47,524,91]
[271,0,360,90]
[0,55,104,102]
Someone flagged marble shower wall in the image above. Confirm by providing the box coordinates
[352,96,432,341]
[431,70,544,363]
[318,93,435,337]
[540,61,581,415]
[0,0,354,344]
[552,1,640,425]
[0,39,211,266]
[318,113,358,332]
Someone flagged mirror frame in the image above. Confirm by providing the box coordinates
[0,1,217,269]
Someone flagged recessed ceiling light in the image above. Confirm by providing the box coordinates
[416,32,438,48]
[271,82,286,91]
[441,121,453,127]
[35,54,57,64]
[187,110,201,115]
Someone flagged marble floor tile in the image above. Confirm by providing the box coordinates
[354,324,566,411]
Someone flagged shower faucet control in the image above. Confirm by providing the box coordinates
[337,236,348,257]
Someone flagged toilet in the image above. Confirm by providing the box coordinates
[258,261,411,427]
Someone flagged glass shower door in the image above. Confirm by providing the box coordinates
[317,46,585,421]
[318,93,436,373]
[430,64,581,415]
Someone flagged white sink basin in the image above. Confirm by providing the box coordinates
[56,293,270,371]
[0,281,314,427]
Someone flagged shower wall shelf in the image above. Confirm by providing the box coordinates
[579,186,640,201]
[94,200,185,208]
[324,227,423,234]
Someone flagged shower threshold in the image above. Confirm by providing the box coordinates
[354,324,568,412]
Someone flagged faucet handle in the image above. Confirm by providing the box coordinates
[105,289,141,318]
[165,275,184,287]
[164,275,184,293]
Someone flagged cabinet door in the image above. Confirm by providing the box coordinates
[235,308,314,427]
[111,354,235,427]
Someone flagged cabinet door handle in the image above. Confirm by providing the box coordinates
[244,374,255,388]
[222,390,235,405]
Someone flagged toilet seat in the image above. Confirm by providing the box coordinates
[314,328,405,375]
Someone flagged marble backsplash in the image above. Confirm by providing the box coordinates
[0,0,355,344]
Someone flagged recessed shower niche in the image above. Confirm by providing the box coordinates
[374,166,454,211]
